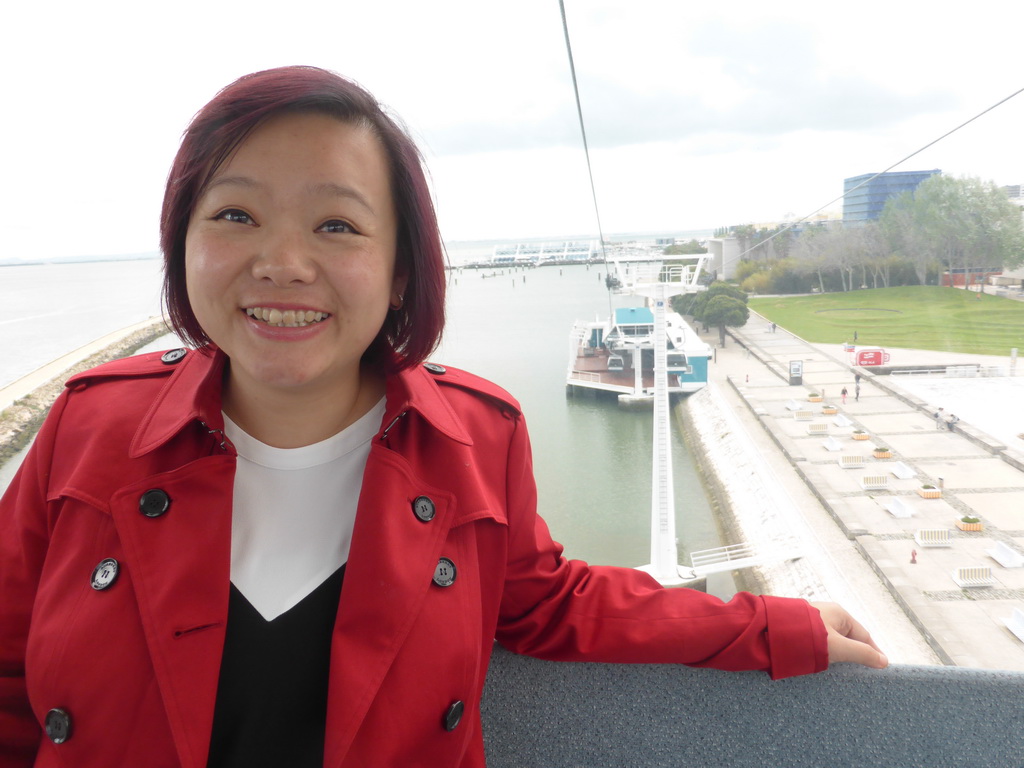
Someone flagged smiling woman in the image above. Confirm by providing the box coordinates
[184,114,403,446]
[160,67,446,375]
[0,66,886,768]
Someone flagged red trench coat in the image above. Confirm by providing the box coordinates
[0,347,827,767]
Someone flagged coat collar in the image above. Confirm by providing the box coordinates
[129,347,226,458]
[130,348,473,457]
[382,364,474,446]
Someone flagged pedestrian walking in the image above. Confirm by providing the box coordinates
[841,387,848,404]
[854,382,861,401]
[934,408,945,429]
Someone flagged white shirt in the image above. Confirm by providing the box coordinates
[223,400,385,620]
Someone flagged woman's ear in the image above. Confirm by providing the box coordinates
[391,269,409,310]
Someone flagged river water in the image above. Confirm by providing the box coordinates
[437,264,720,568]
[1,258,720,570]
[0,258,165,389]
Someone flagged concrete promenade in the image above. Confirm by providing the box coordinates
[705,313,1024,671]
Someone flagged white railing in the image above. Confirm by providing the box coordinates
[688,538,803,576]
[890,369,948,377]
[690,542,759,568]
[567,322,589,378]
[890,365,1012,378]
[605,254,709,298]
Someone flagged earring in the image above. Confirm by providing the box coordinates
[390,293,404,310]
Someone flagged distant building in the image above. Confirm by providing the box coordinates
[842,169,941,224]
[704,237,741,280]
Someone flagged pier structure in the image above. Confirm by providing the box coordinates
[607,254,708,586]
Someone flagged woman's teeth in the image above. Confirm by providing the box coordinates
[246,307,328,327]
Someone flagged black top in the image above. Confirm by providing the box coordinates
[206,566,345,767]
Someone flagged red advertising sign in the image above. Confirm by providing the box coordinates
[855,348,890,366]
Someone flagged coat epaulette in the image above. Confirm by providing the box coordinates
[64,347,192,388]
[420,362,522,414]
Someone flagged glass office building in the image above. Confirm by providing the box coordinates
[843,169,940,223]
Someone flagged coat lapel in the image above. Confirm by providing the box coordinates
[323,442,457,766]
[110,457,234,768]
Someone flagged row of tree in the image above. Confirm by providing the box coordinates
[714,175,1024,295]
[881,175,1023,283]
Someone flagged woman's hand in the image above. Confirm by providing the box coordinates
[810,602,889,669]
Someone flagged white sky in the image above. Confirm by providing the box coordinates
[2,0,1022,260]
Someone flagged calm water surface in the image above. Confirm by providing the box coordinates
[0,259,163,388]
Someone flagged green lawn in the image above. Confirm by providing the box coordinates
[748,287,1024,357]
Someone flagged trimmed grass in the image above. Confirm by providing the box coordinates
[749,287,1024,357]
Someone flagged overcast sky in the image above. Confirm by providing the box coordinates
[2,0,1022,260]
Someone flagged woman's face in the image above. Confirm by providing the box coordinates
[185,112,404,402]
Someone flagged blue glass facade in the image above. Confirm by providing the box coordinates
[843,169,940,223]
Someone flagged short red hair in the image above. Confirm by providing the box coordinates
[160,66,446,372]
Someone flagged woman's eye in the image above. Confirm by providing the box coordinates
[214,209,253,225]
[317,219,356,235]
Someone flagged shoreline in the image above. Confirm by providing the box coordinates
[674,400,769,597]
[0,318,170,466]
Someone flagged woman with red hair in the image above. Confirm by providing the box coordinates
[0,66,885,767]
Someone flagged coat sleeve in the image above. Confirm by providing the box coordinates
[0,393,70,763]
[493,411,828,681]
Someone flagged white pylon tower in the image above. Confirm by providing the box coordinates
[606,259,803,586]
[613,255,708,587]
[644,283,689,585]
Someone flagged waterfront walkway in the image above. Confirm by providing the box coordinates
[704,313,1024,671]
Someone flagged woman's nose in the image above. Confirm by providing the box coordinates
[251,229,317,285]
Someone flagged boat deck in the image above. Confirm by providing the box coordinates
[568,347,656,393]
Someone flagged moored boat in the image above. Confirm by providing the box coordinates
[567,306,711,400]
[566,249,711,404]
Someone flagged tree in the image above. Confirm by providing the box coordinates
[679,281,749,345]
[702,295,750,347]
[880,189,933,284]
[670,291,702,317]
[730,224,757,257]
[858,222,897,288]
[791,226,831,293]
[679,289,710,322]
[820,226,862,291]
[682,280,745,316]
[723,224,794,263]
[663,239,707,255]
[705,281,748,304]
[881,175,1024,285]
